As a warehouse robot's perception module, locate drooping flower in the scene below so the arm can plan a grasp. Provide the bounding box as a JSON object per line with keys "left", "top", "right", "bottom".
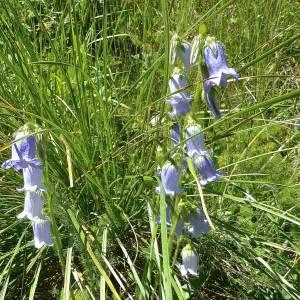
{"left": 1, "top": 131, "right": 42, "bottom": 171}
{"left": 166, "top": 96, "right": 191, "bottom": 118}
{"left": 172, "top": 217, "right": 184, "bottom": 236}
{"left": 180, "top": 244, "right": 199, "bottom": 277}
{"left": 17, "top": 191, "right": 43, "bottom": 221}
{"left": 168, "top": 74, "right": 192, "bottom": 101}
{"left": 185, "top": 125, "right": 210, "bottom": 158}
{"left": 156, "top": 204, "right": 184, "bottom": 236}
{"left": 177, "top": 42, "right": 191, "bottom": 72}
{"left": 32, "top": 218, "right": 54, "bottom": 249}
{"left": 203, "top": 82, "right": 221, "bottom": 119}
{"left": 167, "top": 74, "right": 193, "bottom": 118}
{"left": 203, "top": 41, "right": 239, "bottom": 119}
{"left": 17, "top": 165, "right": 45, "bottom": 192}
{"left": 194, "top": 155, "right": 221, "bottom": 185}
{"left": 156, "top": 162, "right": 182, "bottom": 196}
{"left": 204, "top": 42, "right": 239, "bottom": 87}
{"left": 170, "top": 124, "right": 180, "bottom": 145}
{"left": 187, "top": 209, "right": 210, "bottom": 238}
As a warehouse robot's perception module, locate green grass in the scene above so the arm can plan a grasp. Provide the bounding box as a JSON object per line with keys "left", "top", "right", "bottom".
{"left": 0, "top": 0, "right": 300, "bottom": 299}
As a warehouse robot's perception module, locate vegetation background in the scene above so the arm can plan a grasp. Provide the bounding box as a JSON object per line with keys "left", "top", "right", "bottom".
{"left": 0, "top": 0, "right": 299, "bottom": 299}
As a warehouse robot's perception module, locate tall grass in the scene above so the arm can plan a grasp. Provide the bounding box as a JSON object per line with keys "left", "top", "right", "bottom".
{"left": 0, "top": 0, "right": 299, "bottom": 299}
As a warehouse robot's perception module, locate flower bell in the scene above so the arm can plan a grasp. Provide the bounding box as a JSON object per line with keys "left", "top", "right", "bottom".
{"left": 32, "top": 218, "right": 54, "bottom": 249}
{"left": 177, "top": 42, "right": 191, "bottom": 72}
{"left": 203, "top": 40, "right": 239, "bottom": 119}
{"left": 204, "top": 41, "right": 239, "bottom": 87}
{"left": 169, "top": 74, "right": 192, "bottom": 101}
{"left": 17, "top": 165, "right": 45, "bottom": 192}
{"left": 180, "top": 244, "right": 199, "bottom": 277}
{"left": 185, "top": 125, "right": 210, "bottom": 158}
{"left": 170, "top": 124, "right": 180, "bottom": 145}
{"left": 1, "top": 131, "right": 42, "bottom": 171}
{"left": 156, "top": 162, "right": 182, "bottom": 196}
{"left": 203, "top": 82, "right": 221, "bottom": 119}
{"left": 166, "top": 97, "right": 191, "bottom": 118}
{"left": 194, "top": 155, "right": 221, "bottom": 185}
{"left": 17, "top": 191, "right": 43, "bottom": 220}
{"left": 187, "top": 209, "right": 210, "bottom": 238}
{"left": 167, "top": 74, "right": 192, "bottom": 118}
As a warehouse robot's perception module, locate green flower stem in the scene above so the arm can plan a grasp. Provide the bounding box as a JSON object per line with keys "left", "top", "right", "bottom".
{"left": 168, "top": 196, "right": 181, "bottom": 252}
{"left": 171, "top": 236, "right": 183, "bottom": 268}
{"left": 47, "top": 190, "right": 65, "bottom": 272}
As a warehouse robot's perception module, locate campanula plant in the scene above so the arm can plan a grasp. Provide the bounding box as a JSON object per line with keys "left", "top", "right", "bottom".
{"left": 156, "top": 26, "right": 227, "bottom": 282}
{"left": 1, "top": 124, "right": 53, "bottom": 249}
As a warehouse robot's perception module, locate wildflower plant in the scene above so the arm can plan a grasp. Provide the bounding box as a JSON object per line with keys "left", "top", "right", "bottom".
{"left": 1, "top": 123, "right": 53, "bottom": 248}
{"left": 156, "top": 23, "right": 239, "bottom": 281}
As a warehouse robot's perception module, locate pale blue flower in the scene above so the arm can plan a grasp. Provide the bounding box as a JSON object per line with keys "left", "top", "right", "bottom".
{"left": 166, "top": 96, "right": 191, "bottom": 118}
{"left": 204, "top": 42, "right": 239, "bottom": 87}
{"left": 194, "top": 155, "right": 221, "bottom": 185}
{"left": 187, "top": 209, "right": 210, "bottom": 238}
{"left": 185, "top": 125, "right": 210, "bottom": 158}
{"left": 167, "top": 74, "right": 192, "bottom": 118}
{"left": 17, "top": 165, "right": 46, "bottom": 192}
{"left": 17, "top": 191, "right": 43, "bottom": 221}
{"left": 156, "top": 162, "right": 182, "bottom": 196}
{"left": 1, "top": 131, "right": 42, "bottom": 171}
{"left": 168, "top": 74, "right": 192, "bottom": 101}
{"left": 203, "top": 81, "right": 221, "bottom": 119}
{"left": 180, "top": 245, "right": 199, "bottom": 277}
{"left": 177, "top": 42, "right": 191, "bottom": 72}
{"left": 32, "top": 218, "right": 53, "bottom": 249}
{"left": 170, "top": 124, "right": 180, "bottom": 145}
{"left": 203, "top": 42, "right": 239, "bottom": 118}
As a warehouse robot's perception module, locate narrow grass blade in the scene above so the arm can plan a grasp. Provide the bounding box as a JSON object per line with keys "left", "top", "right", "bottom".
{"left": 100, "top": 229, "right": 107, "bottom": 300}
{"left": 0, "top": 276, "right": 9, "bottom": 300}
{"left": 29, "top": 262, "right": 42, "bottom": 300}
{"left": 66, "top": 209, "right": 121, "bottom": 300}
{"left": 159, "top": 186, "right": 173, "bottom": 300}
{"left": 63, "top": 247, "right": 73, "bottom": 300}
{"left": 116, "top": 238, "right": 147, "bottom": 299}
{"left": 239, "top": 34, "right": 300, "bottom": 72}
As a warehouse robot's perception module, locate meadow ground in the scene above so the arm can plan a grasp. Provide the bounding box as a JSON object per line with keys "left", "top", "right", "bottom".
{"left": 0, "top": 0, "right": 299, "bottom": 299}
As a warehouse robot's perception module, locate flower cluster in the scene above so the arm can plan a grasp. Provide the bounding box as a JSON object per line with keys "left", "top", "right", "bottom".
{"left": 156, "top": 31, "right": 238, "bottom": 277}
{"left": 2, "top": 127, "right": 53, "bottom": 248}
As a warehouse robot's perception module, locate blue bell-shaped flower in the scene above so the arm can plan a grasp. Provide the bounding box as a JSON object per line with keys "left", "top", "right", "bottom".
{"left": 32, "top": 218, "right": 54, "bottom": 249}
{"left": 2, "top": 131, "right": 42, "bottom": 171}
